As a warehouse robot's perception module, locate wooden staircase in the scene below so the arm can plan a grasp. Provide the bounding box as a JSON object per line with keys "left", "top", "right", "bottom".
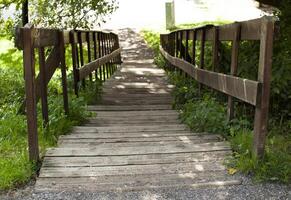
{"left": 35, "top": 60, "right": 241, "bottom": 191}
{"left": 35, "top": 29, "right": 241, "bottom": 192}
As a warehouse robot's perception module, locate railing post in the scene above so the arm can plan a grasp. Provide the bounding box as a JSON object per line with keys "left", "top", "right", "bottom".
{"left": 115, "top": 34, "right": 122, "bottom": 64}
{"left": 22, "top": 24, "right": 39, "bottom": 162}
{"left": 227, "top": 23, "right": 241, "bottom": 121}
{"left": 198, "top": 28, "right": 206, "bottom": 95}
{"left": 38, "top": 46, "right": 49, "bottom": 127}
{"left": 86, "top": 31, "right": 93, "bottom": 82}
{"left": 253, "top": 17, "right": 275, "bottom": 157}
{"left": 93, "top": 32, "right": 98, "bottom": 80}
{"left": 78, "top": 31, "right": 86, "bottom": 88}
{"left": 192, "top": 29, "right": 196, "bottom": 65}
{"left": 212, "top": 26, "right": 219, "bottom": 72}
{"left": 97, "top": 32, "right": 103, "bottom": 81}
{"left": 59, "top": 30, "right": 69, "bottom": 115}
{"left": 70, "top": 30, "right": 79, "bottom": 96}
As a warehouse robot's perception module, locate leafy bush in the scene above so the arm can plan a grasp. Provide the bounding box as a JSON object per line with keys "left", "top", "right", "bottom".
{"left": 181, "top": 95, "right": 228, "bottom": 135}
{"left": 0, "top": 39, "right": 101, "bottom": 189}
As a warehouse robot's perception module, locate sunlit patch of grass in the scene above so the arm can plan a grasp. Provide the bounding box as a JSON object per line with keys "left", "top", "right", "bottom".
{"left": 0, "top": 39, "right": 14, "bottom": 53}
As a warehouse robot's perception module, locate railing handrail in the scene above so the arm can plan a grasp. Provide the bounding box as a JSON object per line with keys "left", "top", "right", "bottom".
{"left": 160, "top": 16, "right": 277, "bottom": 157}
{"left": 16, "top": 23, "right": 122, "bottom": 162}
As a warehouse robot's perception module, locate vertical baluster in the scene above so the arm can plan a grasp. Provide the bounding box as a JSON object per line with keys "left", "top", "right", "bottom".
{"left": 86, "top": 32, "right": 92, "bottom": 82}
{"left": 227, "top": 23, "right": 241, "bottom": 121}
{"left": 101, "top": 33, "right": 108, "bottom": 81}
{"left": 59, "top": 30, "right": 69, "bottom": 115}
{"left": 70, "top": 31, "right": 79, "bottom": 96}
{"left": 198, "top": 28, "right": 206, "bottom": 94}
{"left": 212, "top": 27, "right": 219, "bottom": 72}
{"left": 78, "top": 32, "right": 85, "bottom": 87}
{"left": 38, "top": 47, "right": 49, "bottom": 127}
{"left": 192, "top": 29, "right": 196, "bottom": 65}
{"left": 93, "top": 32, "right": 98, "bottom": 80}
{"left": 97, "top": 32, "right": 103, "bottom": 82}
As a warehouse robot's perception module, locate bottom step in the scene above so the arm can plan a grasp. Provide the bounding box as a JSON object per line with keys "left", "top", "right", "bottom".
{"left": 35, "top": 173, "right": 241, "bottom": 192}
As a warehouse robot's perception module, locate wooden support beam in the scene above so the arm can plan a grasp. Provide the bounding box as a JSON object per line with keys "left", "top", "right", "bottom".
{"left": 38, "top": 47, "right": 49, "bottom": 126}
{"left": 97, "top": 32, "right": 103, "bottom": 81}
{"left": 22, "top": 24, "right": 39, "bottom": 162}
{"left": 78, "top": 32, "right": 86, "bottom": 88}
{"left": 70, "top": 31, "right": 79, "bottom": 96}
{"left": 86, "top": 32, "right": 93, "bottom": 81}
{"left": 227, "top": 23, "right": 241, "bottom": 121}
{"left": 59, "top": 30, "right": 69, "bottom": 115}
{"left": 253, "top": 17, "right": 275, "bottom": 157}
{"left": 212, "top": 27, "right": 219, "bottom": 72}
{"left": 192, "top": 30, "right": 196, "bottom": 65}
{"left": 93, "top": 32, "right": 98, "bottom": 80}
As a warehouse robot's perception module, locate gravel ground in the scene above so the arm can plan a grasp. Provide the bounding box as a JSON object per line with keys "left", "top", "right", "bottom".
{"left": 1, "top": 29, "right": 290, "bottom": 200}
{"left": 0, "top": 175, "right": 290, "bottom": 200}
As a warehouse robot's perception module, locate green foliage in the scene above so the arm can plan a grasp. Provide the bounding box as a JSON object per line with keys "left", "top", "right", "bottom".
{"left": 0, "top": 0, "right": 118, "bottom": 30}
{"left": 181, "top": 95, "right": 228, "bottom": 134}
{"left": 229, "top": 130, "right": 291, "bottom": 183}
{"left": 168, "top": 72, "right": 199, "bottom": 108}
{"left": 0, "top": 17, "right": 15, "bottom": 38}
{"left": 33, "top": 0, "right": 118, "bottom": 29}
{"left": 0, "top": 39, "right": 101, "bottom": 190}
{"left": 140, "top": 30, "right": 160, "bottom": 54}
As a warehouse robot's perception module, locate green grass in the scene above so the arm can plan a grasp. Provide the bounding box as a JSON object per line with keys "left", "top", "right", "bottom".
{"left": 141, "top": 26, "right": 291, "bottom": 184}
{"left": 0, "top": 37, "right": 103, "bottom": 190}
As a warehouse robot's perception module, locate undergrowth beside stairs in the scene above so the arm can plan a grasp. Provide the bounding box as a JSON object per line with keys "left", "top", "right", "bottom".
{"left": 0, "top": 39, "right": 103, "bottom": 190}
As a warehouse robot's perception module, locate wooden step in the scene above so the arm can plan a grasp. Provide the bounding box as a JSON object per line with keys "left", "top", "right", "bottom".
{"left": 39, "top": 161, "right": 228, "bottom": 178}
{"left": 59, "top": 132, "right": 223, "bottom": 143}
{"left": 87, "top": 105, "right": 173, "bottom": 111}
{"left": 43, "top": 150, "right": 230, "bottom": 168}
{"left": 35, "top": 174, "right": 241, "bottom": 192}
{"left": 92, "top": 110, "right": 179, "bottom": 117}
{"left": 45, "top": 142, "right": 231, "bottom": 157}
{"left": 72, "top": 124, "right": 189, "bottom": 133}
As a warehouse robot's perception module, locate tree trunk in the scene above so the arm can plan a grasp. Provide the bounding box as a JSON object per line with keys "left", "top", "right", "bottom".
{"left": 22, "top": 0, "right": 29, "bottom": 26}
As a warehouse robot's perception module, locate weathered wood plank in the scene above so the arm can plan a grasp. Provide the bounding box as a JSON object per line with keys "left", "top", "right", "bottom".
{"left": 253, "top": 17, "right": 275, "bottom": 157}
{"left": 43, "top": 150, "right": 229, "bottom": 168}
{"left": 35, "top": 174, "right": 241, "bottom": 192}
{"left": 90, "top": 111, "right": 179, "bottom": 121}
{"left": 72, "top": 124, "right": 189, "bottom": 132}
{"left": 79, "top": 48, "right": 121, "bottom": 80}
{"left": 92, "top": 110, "right": 179, "bottom": 117}
{"left": 46, "top": 141, "right": 230, "bottom": 157}
{"left": 22, "top": 24, "right": 39, "bottom": 161}
{"left": 58, "top": 134, "right": 222, "bottom": 144}
{"left": 87, "top": 105, "right": 173, "bottom": 111}
{"left": 63, "top": 132, "right": 197, "bottom": 139}
{"left": 160, "top": 46, "right": 260, "bottom": 105}
{"left": 58, "top": 137, "right": 223, "bottom": 148}
{"left": 175, "top": 17, "right": 262, "bottom": 41}
{"left": 39, "top": 161, "right": 227, "bottom": 178}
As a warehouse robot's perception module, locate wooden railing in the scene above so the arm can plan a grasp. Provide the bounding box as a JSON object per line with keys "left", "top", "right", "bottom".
{"left": 160, "top": 16, "right": 276, "bottom": 157}
{"left": 16, "top": 24, "right": 122, "bottom": 162}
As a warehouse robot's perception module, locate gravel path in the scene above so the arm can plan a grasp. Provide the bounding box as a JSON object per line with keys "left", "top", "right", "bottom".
{"left": 1, "top": 28, "right": 290, "bottom": 200}
{"left": 1, "top": 176, "right": 290, "bottom": 200}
